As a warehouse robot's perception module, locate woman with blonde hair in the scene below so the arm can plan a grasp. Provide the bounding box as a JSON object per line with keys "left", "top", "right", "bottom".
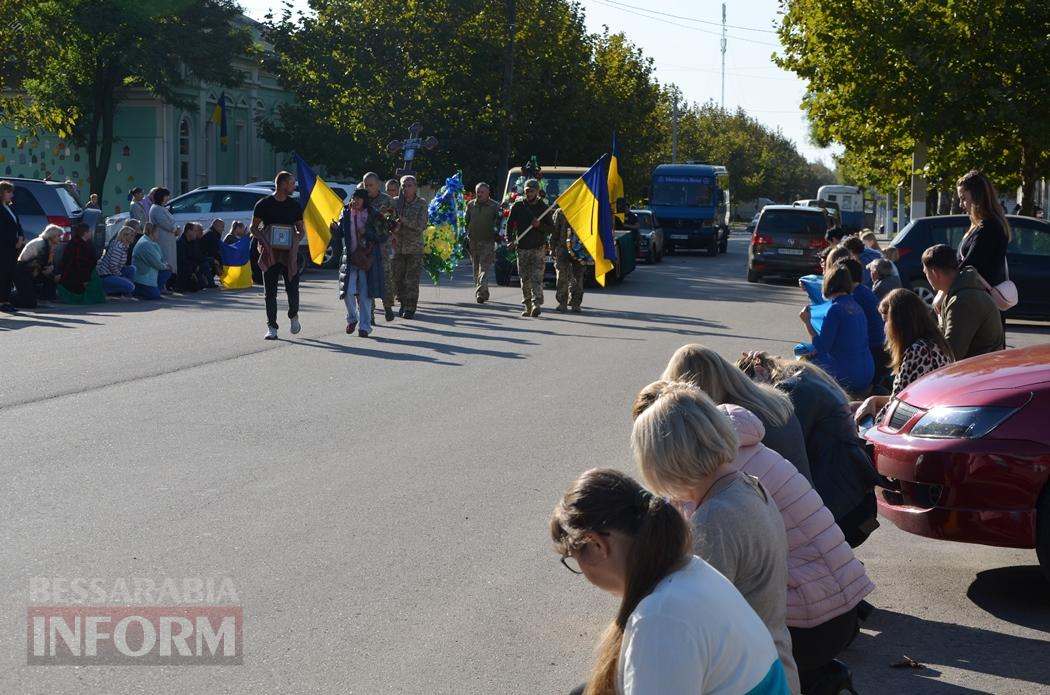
{"left": 96, "top": 225, "right": 138, "bottom": 299}
{"left": 633, "top": 381, "right": 872, "bottom": 695}
{"left": 661, "top": 344, "right": 811, "bottom": 481}
{"left": 736, "top": 352, "right": 881, "bottom": 547}
{"left": 552, "top": 467, "right": 788, "bottom": 695}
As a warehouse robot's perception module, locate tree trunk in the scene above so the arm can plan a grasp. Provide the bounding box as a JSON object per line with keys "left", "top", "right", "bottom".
{"left": 497, "top": 0, "right": 516, "bottom": 191}
{"left": 1020, "top": 140, "right": 1038, "bottom": 217}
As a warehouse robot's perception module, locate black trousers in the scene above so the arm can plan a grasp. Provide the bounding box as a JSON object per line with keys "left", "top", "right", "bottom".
{"left": 263, "top": 262, "right": 300, "bottom": 328}
{"left": 790, "top": 606, "right": 859, "bottom": 677}
{"left": 0, "top": 267, "right": 12, "bottom": 303}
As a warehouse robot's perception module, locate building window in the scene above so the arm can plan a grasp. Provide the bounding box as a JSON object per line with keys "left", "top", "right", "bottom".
{"left": 179, "top": 117, "right": 192, "bottom": 194}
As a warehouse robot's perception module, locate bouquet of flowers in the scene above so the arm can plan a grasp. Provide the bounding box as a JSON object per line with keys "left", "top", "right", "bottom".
{"left": 368, "top": 207, "right": 398, "bottom": 245}
{"left": 423, "top": 172, "right": 466, "bottom": 284}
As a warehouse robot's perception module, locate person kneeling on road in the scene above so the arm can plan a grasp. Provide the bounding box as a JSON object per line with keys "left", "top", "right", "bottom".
{"left": 551, "top": 207, "right": 586, "bottom": 314}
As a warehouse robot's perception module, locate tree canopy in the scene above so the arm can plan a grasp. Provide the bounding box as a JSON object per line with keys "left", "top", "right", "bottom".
{"left": 0, "top": 0, "right": 252, "bottom": 198}
{"left": 776, "top": 0, "right": 1050, "bottom": 212}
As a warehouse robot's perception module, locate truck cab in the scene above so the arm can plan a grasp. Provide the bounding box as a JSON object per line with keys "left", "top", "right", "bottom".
{"left": 649, "top": 163, "right": 730, "bottom": 256}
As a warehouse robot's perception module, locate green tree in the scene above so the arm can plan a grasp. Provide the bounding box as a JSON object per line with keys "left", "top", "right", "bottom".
{"left": 0, "top": 0, "right": 252, "bottom": 199}
{"left": 777, "top": 0, "right": 1050, "bottom": 213}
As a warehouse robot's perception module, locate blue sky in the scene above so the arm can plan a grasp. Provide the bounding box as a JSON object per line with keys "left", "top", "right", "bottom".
{"left": 238, "top": 0, "right": 836, "bottom": 164}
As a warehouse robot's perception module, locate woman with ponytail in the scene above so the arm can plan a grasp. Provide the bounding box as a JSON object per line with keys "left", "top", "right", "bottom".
{"left": 552, "top": 468, "right": 788, "bottom": 695}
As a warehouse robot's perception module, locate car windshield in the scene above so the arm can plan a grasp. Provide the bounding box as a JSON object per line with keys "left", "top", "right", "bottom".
{"left": 635, "top": 212, "right": 653, "bottom": 229}
{"left": 505, "top": 173, "right": 581, "bottom": 203}
{"left": 651, "top": 175, "right": 714, "bottom": 207}
{"left": 759, "top": 210, "right": 826, "bottom": 236}
{"left": 53, "top": 185, "right": 83, "bottom": 215}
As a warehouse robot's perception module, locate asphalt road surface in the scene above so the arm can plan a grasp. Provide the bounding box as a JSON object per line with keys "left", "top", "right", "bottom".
{"left": 3, "top": 236, "right": 1049, "bottom": 694}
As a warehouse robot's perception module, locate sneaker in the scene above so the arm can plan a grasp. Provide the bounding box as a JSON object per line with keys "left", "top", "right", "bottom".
{"left": 570, "top": 305, "right": 582, "bottom": 313}
{"left": 530, "top": 305, "right": 541, "bottom": 317}
{"left": 290, "top": 317, "right": 302, "bottom": 335}
{"left": 346, "top": 321, "right": 357, "bottom": 334}
{"left": 264, "top": 326, "right": 278, "bottom": 340}
{"left": 555, "top": 303, "right": 568, "bottom": 313}
{"left": 358, "top": 329, "right": 370, "bottom": 338}
{"left": 1, "top": 303, "right": 19, "bottom": 313}
{"left": 521, "top": 305, "right": 532, "bottom": 317}
{"left": 476, "top": 296, "right": 486, "bottom": 304}
{"left": 385, "top": 308, "right": 395, "bottom": 322}
{"left": 403, "top": 309, "right": 415, "bottom": 319}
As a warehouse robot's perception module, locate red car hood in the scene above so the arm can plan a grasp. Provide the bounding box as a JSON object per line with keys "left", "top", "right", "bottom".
{"left": 897, "top": 344, "right": 1050, "bottom": 408}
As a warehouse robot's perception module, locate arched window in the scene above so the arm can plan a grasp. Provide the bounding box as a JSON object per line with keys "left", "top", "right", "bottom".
{"left": 178, "top": 117, "right": 192, "bottom": 194}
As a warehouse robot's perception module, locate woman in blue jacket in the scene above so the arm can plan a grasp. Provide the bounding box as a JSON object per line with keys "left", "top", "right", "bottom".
{"left": 131, "top": 223, "right": 173, "bottom": 300}
{"left": 800, "top": 263, "right": 873, "bottom": 397}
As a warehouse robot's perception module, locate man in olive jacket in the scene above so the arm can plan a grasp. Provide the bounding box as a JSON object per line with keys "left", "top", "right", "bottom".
{"left": 464, "top": 182, "right": 501, "bottom": 304}
{"left": 506, "top": 178, "right": 553, "bottom": 317}
{"left": 922, "top": 244, "right": 1005, "bottom": 359}
{"left": 391, "top": 175, "right": 429, "bottom": 319}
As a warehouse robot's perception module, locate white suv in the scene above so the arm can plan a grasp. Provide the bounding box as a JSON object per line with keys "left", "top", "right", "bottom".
{"left": 105, "top": 185, "right": 273, "bottom": 242}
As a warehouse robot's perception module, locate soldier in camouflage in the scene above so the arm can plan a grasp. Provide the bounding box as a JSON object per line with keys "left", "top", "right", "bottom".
{"left": 551, "top": 206, "right": 586, "bottom": 313}
{"left": 464, "top": 182, "right": 501, "bottom": 304}
{"left": 361, "top": 172, "right": 396, "bottom": 321}
{"left": 506, "top": 178, "right": 553, "bottom": 317}
{"left": 391, "top": 175, "right": 429, "bottom": 319}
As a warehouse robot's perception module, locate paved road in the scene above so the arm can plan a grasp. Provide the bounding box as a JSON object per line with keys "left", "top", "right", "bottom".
{"left": 2, "top": 237, "right": 1048, "bottom": 694}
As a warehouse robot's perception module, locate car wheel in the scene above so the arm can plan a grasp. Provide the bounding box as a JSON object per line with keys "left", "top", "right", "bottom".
{"left": 495, "top": 269, "right": 512, "bottom": 286}
{"left": 707, "top": 239, "right": 719, "bottom": 256}
{"left": 647, "top": 246, "right": 657, "bottom": 264}
{"left": 747, "top": 268, "right": 761, "bottom": 283}
{"left": 297, "top": 249, "right": 311, "bottom": 274}
{"left": 321, "top": 239, "right": 342, "bottom": 269}
{"left": 655, "top": 246, "right": 663, "bottom": 263}
{"left": 1037, "top": 484, "right": 1050, "bottom": 583}
{"left": 665, "top": 243, "right": 675, "bottom": 255}
{"left": 912, "top": 280, "right": 936, "bottom": 307}
{"left": 719, "top": 232, "right": 729, "bottom": 254}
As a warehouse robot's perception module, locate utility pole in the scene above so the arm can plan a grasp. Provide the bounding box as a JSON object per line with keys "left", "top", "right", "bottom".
{"left": 720, "top": 3, "right": 727, "bottom": 109}
{"left": 498, "top": 0, "right": 516, "bottom": 187}
{"left": 671, "top": 86, "right": 679, "bottom": 164}
{"left": 910, "top": 141, "right": 928, "bottom": 221}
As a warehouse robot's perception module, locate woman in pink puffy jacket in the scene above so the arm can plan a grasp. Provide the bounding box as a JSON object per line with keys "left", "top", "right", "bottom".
{"left": 633, "top": 380, "right": 873, "bottom": 695}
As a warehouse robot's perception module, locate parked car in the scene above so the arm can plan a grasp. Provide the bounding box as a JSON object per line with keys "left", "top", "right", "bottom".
{"left": 746, "top": 205, "right": 830, "bottom": 282}
{"left": 633, "top": 208, "right": 664, "bottom": 263}
{"left": 864, "top": 344, "right": 1050, "bottom": 580}
{"left": 890, "top": 214, "right": 1050, "bottom": 321}
{"left": 8, "top": 178, "right": 102, "bottom": 260}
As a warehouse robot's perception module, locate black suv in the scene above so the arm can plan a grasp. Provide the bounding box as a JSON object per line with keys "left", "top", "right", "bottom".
{"left": 891, "top": 214, "right": 1050, "bottom": 321}
{"left": 747, "top": 205, "right": 829, "bottom": 282}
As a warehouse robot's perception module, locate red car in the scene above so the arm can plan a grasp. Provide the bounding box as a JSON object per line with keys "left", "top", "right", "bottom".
{"left": 865, "top": 344, "right": 1050, "bottom": 578}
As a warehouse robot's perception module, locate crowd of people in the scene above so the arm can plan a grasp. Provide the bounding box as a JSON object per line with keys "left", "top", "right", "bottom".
{"left": 551, "top": 169, "right": 1016, "bottom": 695}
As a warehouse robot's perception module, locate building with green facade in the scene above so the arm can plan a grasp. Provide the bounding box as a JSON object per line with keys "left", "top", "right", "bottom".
{"left": 0, "top": 16, "right": 293, "bottom": 215}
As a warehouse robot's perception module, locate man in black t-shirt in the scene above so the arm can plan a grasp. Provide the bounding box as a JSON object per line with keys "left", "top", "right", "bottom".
{"left": 251, "top": 171, "right": 306, "bottom": 340}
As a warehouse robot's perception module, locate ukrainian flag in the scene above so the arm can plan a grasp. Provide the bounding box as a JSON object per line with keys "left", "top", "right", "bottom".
{"left": 294, "top": 154, "right": 339, "bottom": 265}
{"left": 608, "top": 132, "right": 625, "bottom": 224}
{"left": 557, "top": 154, "right": 618, "bottom": 286}
{"left": 210, "top": 92, "right": 228, "bottom": 150}
{"left": 219, "top": 235, "right": 253, "bottom": 289}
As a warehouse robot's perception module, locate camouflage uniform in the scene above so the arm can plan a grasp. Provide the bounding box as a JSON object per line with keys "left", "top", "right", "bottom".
{"left": 465, "top": 197, "right": 501, "bottom": 302}
{"left": 507, "top": 196, "right": 552, "bottom": 312}
{"left": 391, "top": 194, "right": 429, "bottom": 314}
{"left": 367, "top": 191, "right": 395, "bottom": 311}
{"left": 551, "top": 208, "right": 585, "bottom": 310}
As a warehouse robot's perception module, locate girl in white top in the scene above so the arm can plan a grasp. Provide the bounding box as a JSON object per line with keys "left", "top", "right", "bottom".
{"left": 552, "top": 468, "right": 789, "bottom": 695}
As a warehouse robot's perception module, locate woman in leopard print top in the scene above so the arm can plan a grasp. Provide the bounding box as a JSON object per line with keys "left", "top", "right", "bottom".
{"left": 855, "top": 288, "right": 954, "bottom": 422}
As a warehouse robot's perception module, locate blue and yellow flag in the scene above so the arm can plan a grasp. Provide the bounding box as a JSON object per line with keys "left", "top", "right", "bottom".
{"left": 210, "top": 92, "right": 228, "bottom": 150}
{"left": 219, "top": 235, "right": 253, "bottom": 289}
{"left": 558, "top": 154, "right": 618, "bottom": 286}
{"left": 608, "top": 132, "right": 625, "bottom": 224}
{"left": 294, "top": 154, "right": 339, "bottom": 265}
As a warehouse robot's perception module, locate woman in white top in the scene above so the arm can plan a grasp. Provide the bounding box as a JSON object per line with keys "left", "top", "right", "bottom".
{"left": 552, "top": 468, "right": 788, "bottom": 695}
{"left": 147, "top": 186, "right": 178, "bottom": 277}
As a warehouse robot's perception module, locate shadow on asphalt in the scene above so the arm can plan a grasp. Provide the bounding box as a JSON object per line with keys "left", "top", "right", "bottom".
{"left": 966, "top": 565, "right": 1050, "bottom": 632}
{"left": 852, "top": 602, "right": 1050, "bottom": 691}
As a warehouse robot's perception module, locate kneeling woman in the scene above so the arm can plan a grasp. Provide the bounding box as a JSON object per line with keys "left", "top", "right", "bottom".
{"left": 800, "top": 263, "right": 873, "bottom": 397}
{"left": 552, "top": 468, "right": 789, "bottom": 695}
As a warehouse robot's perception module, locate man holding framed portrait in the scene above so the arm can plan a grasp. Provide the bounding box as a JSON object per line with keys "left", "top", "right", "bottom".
{"left": 251, "top": 171, "right": 306, "bottom": 340}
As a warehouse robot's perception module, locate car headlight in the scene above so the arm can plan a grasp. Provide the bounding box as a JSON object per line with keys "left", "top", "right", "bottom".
{"left": 908, "top": 406, "right": 1017, "bottom": 439}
